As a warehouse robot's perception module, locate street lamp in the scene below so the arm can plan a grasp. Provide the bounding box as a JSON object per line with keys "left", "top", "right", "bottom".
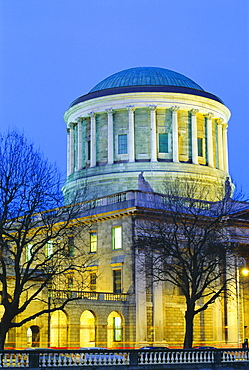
{"left": 241, "top": 268, "right": 249, "bottom": 277}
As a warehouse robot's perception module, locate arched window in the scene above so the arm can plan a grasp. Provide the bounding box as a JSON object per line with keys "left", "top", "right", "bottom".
{"left": 27, "top": 325, "right": 40, "bottom": 347}
{"left": 107, "top": 311, "right": 123, "bottom": 348}
{"left": 50, "top": 311, "right": 68, "bottom": 348}
{"left": 80, "top": 310, "right": 96, "bottom": 348}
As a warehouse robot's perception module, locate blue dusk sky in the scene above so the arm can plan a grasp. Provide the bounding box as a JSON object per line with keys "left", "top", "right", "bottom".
{"left": 1, "top": 0, "right": 249, "bottom": 195}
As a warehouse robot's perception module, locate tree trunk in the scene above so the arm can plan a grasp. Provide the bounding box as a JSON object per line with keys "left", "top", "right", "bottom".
{"left": 0, "top": 322, "right": 9, "bottom": 350}
{"left": 184, "top": 309, "right": 195, "bottom": 348}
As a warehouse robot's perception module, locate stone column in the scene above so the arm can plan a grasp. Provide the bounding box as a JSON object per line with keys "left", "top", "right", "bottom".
{"left": 190, "top": 109, "right": 199, "bottom": 164}
{"left": 222, "top": 123, "right": 229, "bottom": 173}
{"left": 77, "top": 117, "right": 83, "bottom": 170}
{"left": 67, "top": 128, "right": 70, "bottom": 176}
{"left": 217, "top": 119, "right": 224, "bottom": 170}
{"left": 171, "top": 106, "right": 180, "bottom": 162}
{"left": 205, "top": 113, "right": 214, "bottom": 167}
{"left": 127, "top": 106, "right": 135, "bottom": 162}
{"left": 69, "top": 122, "right": 75, "bottom": 174}
{"left": 106, "top": 109, "right": 114, "bottom": 164}
{"left": 89, "top": 112, "right": 96, "bottom": 167}
{"left": 149, "top": 105, "right": 157, "bottom": 162}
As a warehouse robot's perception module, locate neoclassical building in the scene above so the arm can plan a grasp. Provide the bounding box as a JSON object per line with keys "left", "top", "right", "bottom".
{"left": 8, "top": 67, "right": 249, "bottom": 350}
{"left": 63, "top": 67, "right": 231, "bottom": 201}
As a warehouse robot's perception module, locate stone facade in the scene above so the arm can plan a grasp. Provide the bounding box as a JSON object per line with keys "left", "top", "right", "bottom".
{"left": 5, "top": 68, "right": 249, "bottom": 350}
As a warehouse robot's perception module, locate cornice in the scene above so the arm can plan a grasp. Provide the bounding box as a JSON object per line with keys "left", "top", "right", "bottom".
{"left": 64, "top": 91, "right": 231, "bottom": 124}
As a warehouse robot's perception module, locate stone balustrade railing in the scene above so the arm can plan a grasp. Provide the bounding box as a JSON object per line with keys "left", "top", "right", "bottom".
{"left": 51, "top": 290, "right": 129, "bottom": 302}
{"left": 0, "top": 348, "right": 248, "bottom": 368}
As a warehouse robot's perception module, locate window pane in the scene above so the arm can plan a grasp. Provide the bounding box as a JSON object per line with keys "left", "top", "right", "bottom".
{"left": 90, "top": 273, "right": 97, "bottom": 291}
{"left": 67, "top": 236, "right": 74, "bottom": 256}
{"left": 118, "top": 134, "right": 127, "bottom": 154}
{"left": 159, "top": 133, "right": 168, "bottom": 153}
{"left": 198, "top": 138, "right": 203, "bottom": 156}
{"left": 112, "top": 226, "right": 122, "bottom": 250}
{"left": 67, "top": 275, "right": 73, "bottom": 289}
{"left": 26, "top": 244, "right": 33, "bottom": 261}
{"left": 87, "top": 141, "right": 91, "bottom": 160}
{"left": 46, "top": 241, "right": 53, "bottom": 258}
{"left": 113, "top": 317, "right": 122, "bottom": 342}
{"left": 90, "top": 232, "right": 97, "bottom": 253}
{"left": 113, "top": 270, "right": 121, "bottom": 293}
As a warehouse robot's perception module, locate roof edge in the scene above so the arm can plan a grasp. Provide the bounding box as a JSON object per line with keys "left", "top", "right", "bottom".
{"left": 69, "top": 85, "right": 224, "bottom": 108}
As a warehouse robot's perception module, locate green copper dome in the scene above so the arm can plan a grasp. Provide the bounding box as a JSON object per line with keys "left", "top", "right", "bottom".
{"left": 89, "top": 67, "right": 204, "bottom": 92}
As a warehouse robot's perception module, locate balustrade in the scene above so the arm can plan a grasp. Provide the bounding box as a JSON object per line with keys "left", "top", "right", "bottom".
{"left": 0, "top": 348, "right": 248, "bottom": 368}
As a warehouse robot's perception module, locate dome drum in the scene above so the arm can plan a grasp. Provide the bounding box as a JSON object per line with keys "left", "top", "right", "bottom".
{"left": 63, "top": 67, "right": 231, "bottom": 202}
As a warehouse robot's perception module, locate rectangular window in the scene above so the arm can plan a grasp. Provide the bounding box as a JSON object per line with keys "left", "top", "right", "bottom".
{"left": 26, "top": 244, "right": 33, "bottom": 262}
{"left": 112, "top": 226, "right": 122, "bottom": 250}
{"left": 113, "top": 269, "right": 122, "bottom": 293}
{"left": 159, "top": 133, "right": 168, "bottom": 153}
{"left": 90, "top": 272, "right": 97, "bottom": 291}
{"left": 67, "top": 236, "right": 74, "bottom": 257}
{"left": 198, "top": 138, "right": 203, "bottom": 157}
{"left": 118, "top": 134, "right": 127, "bottom": 155}
{"left": 113, "top": 317, "right": 122, "bottom": 342}
{"left": 46, "top": 240, "right": 53, "bottom": 258}
{"left": 67, "top": 275, "right": 74, "bottom": 289}
{"left": 90, "top": 232, "right": 97, "bottom": 253}
{"left": 87, "top": 141, "right": 91, "bottom": 160}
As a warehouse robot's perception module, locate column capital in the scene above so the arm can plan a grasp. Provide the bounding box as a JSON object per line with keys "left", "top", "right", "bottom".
{"left": 126, "top": 105, "right": 135, "bottom": 112}
{"left": 89, "top": 112, "right": 96, "bottom": 118}
{"left": 148, "top": 105, "right": 157, "bottom": 111}
{"left": 216, "top": 118, "right": 224, "bottom": 125}
{"left": 204, "top": 113, "right": 214, "bottom": 119}
{"left": 222, "top": 122, "right": 228, "bottom": 129}
{"left": 69, "top": 122, "right": 76, "bottom": 129}
{"left": 76, "top": 117, "right": 83, "bottom": 123}
{"left": 106, "top": 108, "right": 114, "bottom": 115}
{"left": 171, "top": 105, "right": 180, "bottom": 112}
{"left": 190, "top": 109, "right": 199, "bottom": 115}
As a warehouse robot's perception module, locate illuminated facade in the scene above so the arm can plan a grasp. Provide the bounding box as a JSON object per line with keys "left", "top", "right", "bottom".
{"left": 6, "top": 67, "right": 249, "bottom": 350}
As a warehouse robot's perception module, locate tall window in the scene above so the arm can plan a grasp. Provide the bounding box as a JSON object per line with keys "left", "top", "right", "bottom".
{"left": 112, "top": 226, "right": 122, "bottom": 250}
{"left": 46, "top": 240, "right": 53, "bottom": 258}
{"left": 113, "top": 317, "right": 122, "bottom": 342}
{"left": 26, "top": 244, "right": 33, "bottom": 262}
{"left": 113, "top": 269, "right": 121, "bottom": 293}
{"left": 118, "top": 134, "right": 127, "bottom": 155}
{"left": 90, "top": 272, "right": 97, "bottom": 291}
{"left": 90, "top": 232, "right": 97, "bottom": 253}
{"left": 67, "top": 275, "right": 74, "bottom": 290}
{"left": 67, "top": 236, "right": 74, "bottom": 257}
{"left": 87, "top": 141, "right": 91, "bottom": 160}
{"left": 159, "top": 133, "right": 168, "bottom": 153}
{"left": 198, "top": 138, "right": 203, "bottom": 156}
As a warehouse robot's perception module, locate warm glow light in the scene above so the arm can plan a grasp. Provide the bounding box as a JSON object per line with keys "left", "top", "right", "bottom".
{"left": 241, "top": 268, "right": 249, "bottom": 277}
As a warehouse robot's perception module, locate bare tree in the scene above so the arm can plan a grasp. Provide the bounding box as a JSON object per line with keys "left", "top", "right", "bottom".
{"left": 0, "top": 131, "right": 92, "bottom": 349}
{"left": 135, "top": 177, "right": 243, "bottom": 348}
